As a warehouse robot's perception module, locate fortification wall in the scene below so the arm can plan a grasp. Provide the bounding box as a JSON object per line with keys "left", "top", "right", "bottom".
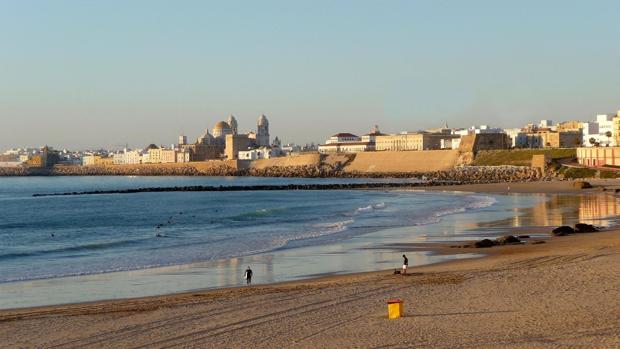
{"left": 344, "top": 150, "right": 459, "bottom": 173}
{"left": 249, "top": 153, "right": 321, "bottom": 170}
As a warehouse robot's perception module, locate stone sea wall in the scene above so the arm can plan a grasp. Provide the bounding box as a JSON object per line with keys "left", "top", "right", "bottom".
{"left": 0, "top": 151, "right": 544, "bottom": 183}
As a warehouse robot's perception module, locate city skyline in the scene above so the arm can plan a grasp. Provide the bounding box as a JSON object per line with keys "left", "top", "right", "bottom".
{"left": 2, "top": 1, "right": 620, "bottom": 150}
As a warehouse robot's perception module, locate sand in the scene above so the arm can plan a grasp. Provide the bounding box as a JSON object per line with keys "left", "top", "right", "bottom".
{"left": 1, "top": 229, "right": 619, "bottom": 348}
{"left": 422, "top": 179, "right": 608, "bottom": 194}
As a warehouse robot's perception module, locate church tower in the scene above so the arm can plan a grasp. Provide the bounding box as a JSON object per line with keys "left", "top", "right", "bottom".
{"left": 257, "top": 114, "right": 270, "bottom": 147}
{"left": 227, "top": 114, "right": 238, "bottom": 135}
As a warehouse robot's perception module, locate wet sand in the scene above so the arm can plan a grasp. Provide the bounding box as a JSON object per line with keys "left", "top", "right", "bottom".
{"left": 422, "top": 179, "right": 598, "bottom": 193}
{"left": 1, "top": 180, "right": 619, "bottom": 348}
{"left": 2, "top": 228, "right": 619, "bottom": 348}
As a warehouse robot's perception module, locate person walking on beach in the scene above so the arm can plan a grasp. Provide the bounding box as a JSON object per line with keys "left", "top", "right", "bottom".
{"left": 244, "top": 266, "right": 253, "bottom": 285}
{"left": 402, "top": 254, "right": 408, "bottom": 274}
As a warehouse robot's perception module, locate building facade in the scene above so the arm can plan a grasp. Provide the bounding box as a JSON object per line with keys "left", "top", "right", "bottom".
{"left": 577, "top": 147, "right": 620, "bottom": 167}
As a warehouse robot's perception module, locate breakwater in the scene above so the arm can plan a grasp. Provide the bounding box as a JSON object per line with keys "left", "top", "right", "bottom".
{"left": 32, "top": 182, "right": 440, "bottom": 197}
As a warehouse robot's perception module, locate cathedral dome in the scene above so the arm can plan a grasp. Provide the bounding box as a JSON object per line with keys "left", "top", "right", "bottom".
{"left": 214, "top": 121, "right": 231, "bottom": 130}
{"left": 213, "top": 121, "right": 232, "bottom": 138}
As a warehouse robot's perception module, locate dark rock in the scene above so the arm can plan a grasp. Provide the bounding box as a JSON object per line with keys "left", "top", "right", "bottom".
{"left": 572, "top": 181, "right": 592, "bottom": 189}
{"left": 574, "top": 223, "right": 598, "bottom": 233}
{"left": 517, "top": 235, "right": 530, "bottom": 239}
{"left": 532, "top": 240, "right": 546, "bottom": 244}
{"left": 474, "top": 239, "right": 495, "bottom": 248}
{"left": 551, "top": 226, "right": 574, "bottom": 236}
{"left": 495, "top": 235, "right": 521, "bottom": 244}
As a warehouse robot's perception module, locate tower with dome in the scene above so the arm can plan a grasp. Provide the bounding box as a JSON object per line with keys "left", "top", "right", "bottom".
{"left": 257, "top": 114, "right": 270, "bottom": 147}
{"left": 178, "top": 114, "right": 277, "bottom": 161}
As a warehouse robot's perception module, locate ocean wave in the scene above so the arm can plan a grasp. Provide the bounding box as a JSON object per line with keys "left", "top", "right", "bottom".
{"left": 0, "top": 238, "right": 147, "bottom": 261}
{"left": 410, "top": 194, "right": 497, "bottom": 226}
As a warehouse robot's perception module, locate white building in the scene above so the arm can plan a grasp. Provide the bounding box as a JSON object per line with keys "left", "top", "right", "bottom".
{"left": 325, "top": 133, "right": 361, "bottom": 144}
{"left": 176, "top": 149, "right": 191, "bottom": 163}
{"left": 113, "top": 149, "right": 143, "bottom": 165}
{"left": 318, "top": 130, "right": 376, "bottom": 154}
{"left": 539, "top": 119, "right": 554, "bottom": 128}
{"left": 503, "top": 128, "right": 529, "bottom": 148}
{"left": 281, "top": 143, "right": 301, "bottom": 154}
{"left": 453, "top": 125, "right": 504, "bottom": 136}
{"left": 238, "top": 147, "right": 280, "bottom": 160}
{"left": 581, "top": 114, "right": 615, "bottom": 147}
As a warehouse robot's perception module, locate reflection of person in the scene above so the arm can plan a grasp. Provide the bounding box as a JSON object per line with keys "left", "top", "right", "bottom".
{"left": 402, "top": 254, "right": 408, "bottom": 274}
{"left": 244, "top": 266, "right": 253, "bottom": 285}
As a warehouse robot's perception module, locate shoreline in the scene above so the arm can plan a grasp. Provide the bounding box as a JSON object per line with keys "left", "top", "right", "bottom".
{"left": 1, "top": 181, "right": 617, "bottom": 310}
{"left": 2, "top": 228, "right": 618, "bottom": 348}
{"left": 0, "top": 227, "right": 566, "bottom": 315}
{"left": 2, "top": 183, "right": 619, "bottom": 347}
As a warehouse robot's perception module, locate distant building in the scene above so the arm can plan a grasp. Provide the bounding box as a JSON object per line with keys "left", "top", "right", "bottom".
{"left": 82, "top": 154, "right": 113, "bottom": 166}
{"left": 503, "top": 128, "right": 529, "bottom": 148}
{"left": 577, "top": 146, "right": 620, "bottom": 167}
{"left": 579, "top": 112, "right": 618, "bottom": 147}
{"left": 325, "top": 133, "right": 361, "bottom": 144}
{"left": 145, "top": 146, "right": 177, "bottom": 164}
{"left": 536, "top": 130, "right": 582, "bottom": 148}
{"left": 178, "top": 135, "right": 188, "bottom": 146}
{"left": 257, "top": 114, "right": 270, "bottom": 147}
{"left": 238, "top": 147, "right": 281, "bottom": 160}
{"left": 281, "top": 144, "right": 301, "bottom": 154}
{"left": 458, "top": 133, "right": 511, "bottom": 152}
{"left": 176, "top": 149, "right": 191, "bottom": 163}
{"left": 318, "top": 127, "right": 377, "bottom": 153}
{"left": 0, "top": 154, "right": 22, "bottom": 168}
{"left": 374, "top": 132, "right": 459, "bottom": 151}
{"left": 225, "top": 134, "right": 252, "bottom": 160}
{"left": 539, "top": 120, "right": 554, "bottom": 128}
{"left": 361, "top": 125, "right": 385, "bottom": 143}
{"left": 212, "top": 121, "right": 233, "bottom": 141}
{"left": 179, "top": 114, "right": 272, "bottom": 161}
{"left": 112, "top": 149, "right": 141, "bottom": 165}
{"left": 227, "top": 114, "right": 238, "bottom": 135}
{"left": 613, "top": 111, "right": 620, "bottom": 146}
{"left": 453, "top": 125, "right": 504, "bottom": 136}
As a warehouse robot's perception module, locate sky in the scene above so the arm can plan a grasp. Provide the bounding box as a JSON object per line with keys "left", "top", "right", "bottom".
{"left": 1, "top": 0, "right": 620, "bottom": 150}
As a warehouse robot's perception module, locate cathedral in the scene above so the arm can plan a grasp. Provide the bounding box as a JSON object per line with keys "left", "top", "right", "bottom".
{"left": 180, "top": 114, "right": 272, "bottom": 161}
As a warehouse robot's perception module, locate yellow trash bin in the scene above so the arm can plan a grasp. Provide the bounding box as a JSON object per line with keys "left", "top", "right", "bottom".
{"left": 387, "top": 299, "right": 404, "bottom": 319}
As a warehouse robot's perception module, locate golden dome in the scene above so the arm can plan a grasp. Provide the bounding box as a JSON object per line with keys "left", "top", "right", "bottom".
{"left": 214, "top": 121, "right": 231, "bottom": 130}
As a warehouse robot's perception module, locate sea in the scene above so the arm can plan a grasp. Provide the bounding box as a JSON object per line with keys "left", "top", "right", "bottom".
{"left": 1, "top": 176, "right": 618, "bottom": 309}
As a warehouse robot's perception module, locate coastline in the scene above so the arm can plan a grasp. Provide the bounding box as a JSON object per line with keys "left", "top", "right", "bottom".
{"left": 2, "top": 180, "right": 620, "bottom": 348}
{"left": 2, "top": 226, "right": 618, "bottom": 348}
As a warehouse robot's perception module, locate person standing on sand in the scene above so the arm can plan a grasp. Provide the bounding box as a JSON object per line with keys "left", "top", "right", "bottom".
{"left": 402, "top": 254, "right": 408, "bottom": 274}
{"left": 244, "top": 266, "right": 253, "bottom": 285}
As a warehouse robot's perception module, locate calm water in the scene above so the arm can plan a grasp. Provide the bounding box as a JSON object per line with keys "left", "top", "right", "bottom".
{"left": 1, "top": 176, "right": 619, "bottom": 309}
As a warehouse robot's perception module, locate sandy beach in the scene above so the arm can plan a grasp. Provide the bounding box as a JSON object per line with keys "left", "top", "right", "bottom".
{"left": 1, "top": 181, "right": 619, "bottom": 348}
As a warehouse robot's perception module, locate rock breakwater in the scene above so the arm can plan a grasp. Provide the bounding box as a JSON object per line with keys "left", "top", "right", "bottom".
{"left": 1, "top": 163, "right": 544, "bottom": 183}
{"left": 32, "top": 182, "right": 435, "bottom": 197}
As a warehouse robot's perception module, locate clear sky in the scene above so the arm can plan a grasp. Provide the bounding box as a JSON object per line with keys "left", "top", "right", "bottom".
{"left": 1, "top": 0, "right": 620, "bottom": 150}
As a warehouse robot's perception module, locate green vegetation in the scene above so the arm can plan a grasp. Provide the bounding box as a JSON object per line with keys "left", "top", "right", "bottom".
{"left": 557, "top": 166, "right": 597, "bottom": 179}
{"left": 472, "top": 148, "right": 576, "bottom": 166}
{"left": 599, "top": 170, "right": 620, "bottom": 179}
